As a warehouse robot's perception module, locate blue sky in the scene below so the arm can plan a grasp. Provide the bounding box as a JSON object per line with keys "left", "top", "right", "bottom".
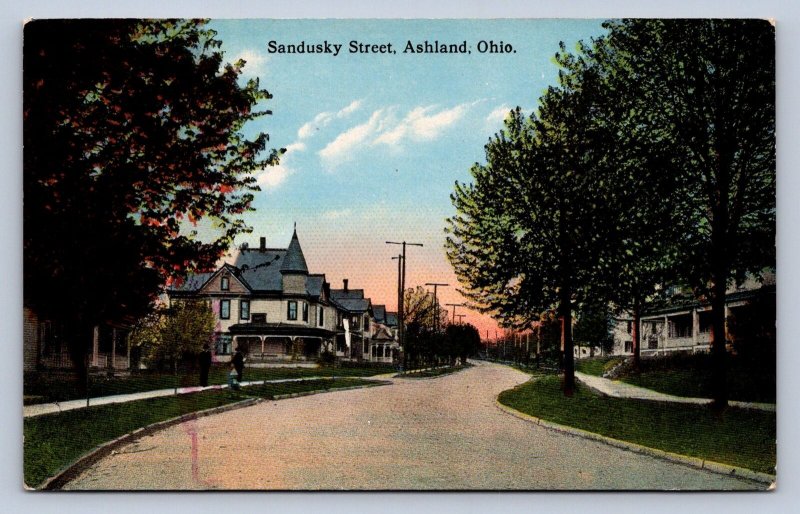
{"left": 208, "top": 19, "right": 607, "bottom": 333}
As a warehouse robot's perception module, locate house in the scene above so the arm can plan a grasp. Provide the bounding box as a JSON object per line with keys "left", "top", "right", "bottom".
{"left": 612, "top": 272, "right": 776, "bottom": 357}
{"left": 23, "top": 306, "right": 133, "bottom": 372}
{"left": 360, "top": 303, "right": 400, "bottom": 363}
{"left": 167, "top": 229, "right": 339, "bottom": 362}
{"left": 329, "top": 280, "right": 386, "bottom": 362}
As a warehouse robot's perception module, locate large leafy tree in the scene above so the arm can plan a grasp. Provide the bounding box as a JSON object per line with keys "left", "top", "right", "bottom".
{"left": 447, "top": 70, "right": 614, "bottom": 395}
{"left": 24, "top": 19, "right": 278, "bottom": 377}
{"left": 595, "top": 20, "right": 775, "bottom": 407}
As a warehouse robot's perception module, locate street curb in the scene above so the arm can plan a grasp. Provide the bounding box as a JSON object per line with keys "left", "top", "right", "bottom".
{"left": 271, "top": 380, "right": 390, "bottom": 400}
{"left": 494, "top": 399, "right": 776, "bottom": 488}
{"left": 393, "top": 365, "right": 473, "bottom": 381}
{"left": 36, "top": 397, "right": 263, "bottom": 491}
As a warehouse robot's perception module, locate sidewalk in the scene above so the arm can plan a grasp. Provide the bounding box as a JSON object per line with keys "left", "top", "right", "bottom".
{"left": 575, "top": 372, "right": 775, "bottom": 412}
{"left": 23, "top": 376, "right": 349, "bottom": 418}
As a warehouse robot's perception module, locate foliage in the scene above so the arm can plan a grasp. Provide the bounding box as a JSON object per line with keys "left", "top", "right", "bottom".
{"left": 573, "top": 301, "right": 615, "bottom": 355}
{"left": 594, "top": 20, "right": 775, "bottom": 406}
{"left": 24, "top": 19, "right": 278, "bottom": 375}
{"left": 444, "top": 323, "right": 482, "bottom": 364}
{"left": 403, "top": 285, "right": 449, "bottom": 330}
{"left": 499, "top": 375, "right": 775, "bottom": 475}
{"left": 130, "top": 300, "right": 215, "bottom": 368}
{"left": 446, "top": 20, "right": 775, "bottom": 402}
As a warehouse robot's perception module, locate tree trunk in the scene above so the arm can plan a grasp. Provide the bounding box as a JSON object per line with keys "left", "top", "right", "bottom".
{"left": 710, "top": 270, "right": 729, "bottom": 410}
{"left": 561, "top": 289, "right": 575, "bottom": 396}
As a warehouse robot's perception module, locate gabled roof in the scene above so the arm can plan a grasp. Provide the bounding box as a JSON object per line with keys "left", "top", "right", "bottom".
{"left": 235, "top": 249, "right": 286, "bottom": 291}
{"left": 280, "top": 229, "right": 309, "bottom": 274}
{"left": 168, "top": 272, "right": 215, "bottom": 292}
{"left": 330, "top": 288, "right": 365, "bottom": 300}
{"left": 385, "top": 312, "right": 398, "bottom": 327}
{"left": 307, "top": 274, "right": 326, "bottom": 298}
{"left": 332, "top": 296, "right": 371, "bottom": 314}
{"left": 372, "top": 304, "right": 387, "bottom": 324}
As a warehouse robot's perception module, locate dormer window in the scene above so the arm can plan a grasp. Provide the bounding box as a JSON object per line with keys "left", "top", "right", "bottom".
{"left": 221, "top": 275, "right": 230, "bottom": 291}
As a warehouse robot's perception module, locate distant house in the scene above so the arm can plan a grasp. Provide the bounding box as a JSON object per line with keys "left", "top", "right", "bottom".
{"left": 23, "top": 306, "right": 133, "bottom": 372}
{"left": 167, "top": 229, "right": 339, "bottom": 362}
{"left": 612, "top": 272, "right": 775, "bottom": 357}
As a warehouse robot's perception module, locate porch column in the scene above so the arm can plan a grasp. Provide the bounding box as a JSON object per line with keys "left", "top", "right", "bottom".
{"left": 260, "top": 336, "right": 265, "bottom": 355}
{"left": 92, "top": 325, "right": 99, "bottom": 367}
{"left": 692, "top": 309, "right": 699, "bottom": 347}
{"left": 126, "top": 332, "right": 131, "bottom": 369}
{"left": 111, "top": 328, "right": 117, "bottom": 370}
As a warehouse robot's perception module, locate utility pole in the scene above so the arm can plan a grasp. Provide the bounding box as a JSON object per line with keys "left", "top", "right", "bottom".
{"left": 424, "top": 282, "right": 449, "bottom": 332}
{"left": 455, "top": 314, "right": 466, "bottom": 323}
{"left": 387, "top": 240, "right": 423, "bottom": 369}
{"left": 446, "top": 302, "right": 466, "bottom": 324}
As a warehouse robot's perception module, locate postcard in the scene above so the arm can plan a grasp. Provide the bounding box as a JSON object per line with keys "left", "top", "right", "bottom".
{"left": 22, "top": 18, "right": 775, "bottom": 491}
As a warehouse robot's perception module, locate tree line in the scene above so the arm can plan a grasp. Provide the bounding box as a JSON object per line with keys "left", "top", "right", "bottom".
{"left": 445, "top": 19, "right": 775, "bottom": 408}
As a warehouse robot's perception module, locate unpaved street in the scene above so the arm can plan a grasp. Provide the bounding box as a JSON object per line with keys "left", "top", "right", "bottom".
{"left": 65, "top": 361, "right": 760, "bottom": 490}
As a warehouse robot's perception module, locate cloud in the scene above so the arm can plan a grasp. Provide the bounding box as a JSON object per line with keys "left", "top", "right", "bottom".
{"left": 232, "top": 49, "right": 269, "bottom": 76}
{"left": 486, "top": 104, "right": 512, "bottom": 126}
{"left": 318, "top": 108, "right": 392, "bottom": 167}
{"left": 374, "top": 103, "right": 468, "bottom": 147}
{"left": 255, "top": 164, "right": 291, "bottom": 189}
{"left": 297, "top": 99, "right": 364, "bottom": 140}
{"left": 318, "top": 102, "right": 475, "bottom": 168}
{"left": 253, "top": 141, "right": 305, "bottom": 190}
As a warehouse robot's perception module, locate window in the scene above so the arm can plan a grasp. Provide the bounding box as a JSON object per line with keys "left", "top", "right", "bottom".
{"left": 318, "top": 306, "right": 325, "bottom": 327}
{"left": 624, "top": 340, "right": 632, "bottom": 353}
{"left": 220, "top": 299, "right": 230, "bottom": 319}
{"left": 302, "top": 302, "right": 309, "bottom": 322}
{"left": 221, "top": 275, "right": 230, "bottom": 291}
{"left": 351, "top": 316, "right": 360, "bottom": 330}
{"left": 252, "top": 313, "right": 266, "bottom": 323}
{"left": 215, "top": 333, "right": 232, "bottom": 355}
{"left": 337, "top": 312, "right": 343, "bottom": 329}
{"left": 363, "top": 316, "right": 369, "bottom": 333}
{"left": 287, "top": 301, "right": 298, "bottom": 320}
{"left": 240, "top": 300, "right": 250, "bottom": 320}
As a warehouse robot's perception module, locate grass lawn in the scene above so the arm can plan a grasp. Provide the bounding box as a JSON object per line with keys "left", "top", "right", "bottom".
{"left": 575, "top": 354, "right": 775, "bottom": 404}
{"left": 575, "top": 357, "right": 624, "bottom": 377}
{"left": 498, "top": 375, "right": 776, "bottom": 475}
{"left": 24, "top": 362, "right": 394, "bottom": 404}
{"left": 397, "top": 364, "right": 472, "bottom": 378}
{"left": 24, "top": 377, "right": 378, "bottom": 489}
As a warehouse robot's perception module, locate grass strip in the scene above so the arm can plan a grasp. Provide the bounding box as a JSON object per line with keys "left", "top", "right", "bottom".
{"left": 397, "top": 364, "right": 471, "bottom": 379}
{"left": 498, "top": 375, "right": 776, "bottom": 475}
{"left": 24, "top": 378, "right": 379, "bottom": 488}
{"left": 24, "top": 363, "right": 393, "bottom": 404}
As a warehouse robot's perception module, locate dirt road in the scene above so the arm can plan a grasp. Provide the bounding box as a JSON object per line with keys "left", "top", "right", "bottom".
{"left": 64, "top": 361, "right": 760, "bottom": 490}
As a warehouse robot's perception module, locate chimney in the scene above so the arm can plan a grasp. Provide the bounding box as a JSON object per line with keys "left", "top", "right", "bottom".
{"left": 260, "top": 237, "right": 266, "bottom": 251}
{"left": 343, "top": 279, "right": 349, "bottom": 291}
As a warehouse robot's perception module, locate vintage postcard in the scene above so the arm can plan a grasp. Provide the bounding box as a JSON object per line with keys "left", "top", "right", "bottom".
{"left": 22, "top": 18, "right": 775, "bottom": 491}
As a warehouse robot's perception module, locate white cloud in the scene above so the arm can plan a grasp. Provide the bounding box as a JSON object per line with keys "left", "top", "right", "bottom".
{"left": 318, "top": 108, "right": 393, "bottom": 167}
{"left": 232, "top": 49, "right": 269, "bottom": 76}
{"left": 374, "top": 103, "right": 469, "bottom": 148}
{"left": 297, "top": 99, "right": 364, "bottom": 140}
{"left": 486, "top": 104, "right": 512, "bottom": 126}
{"left": 255, "top": 163, "right": 290, "bottom": 189}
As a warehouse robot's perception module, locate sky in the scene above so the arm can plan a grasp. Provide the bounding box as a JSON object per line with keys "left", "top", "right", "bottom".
{"left": 206, "top": 19, "right": 608, "bottom": 338}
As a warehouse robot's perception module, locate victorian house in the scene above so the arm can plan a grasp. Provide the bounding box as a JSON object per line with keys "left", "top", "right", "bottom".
{"left": 167, "top": 229, "right": 339, "bottom": 362}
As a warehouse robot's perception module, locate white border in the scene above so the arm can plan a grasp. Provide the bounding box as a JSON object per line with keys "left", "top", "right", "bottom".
{"left": 3, "top": 1, "right": 798, "bottom": 513}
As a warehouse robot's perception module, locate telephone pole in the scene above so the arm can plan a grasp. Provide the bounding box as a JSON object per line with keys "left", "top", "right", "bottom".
{"left": 424, "top": 282, "right": 449, "bottom": 332}
{"left": 446, "top": 302, "right": 466, "bottom": 324}
{"left": 386, "top": 240, "right": 423, "bottom": 368}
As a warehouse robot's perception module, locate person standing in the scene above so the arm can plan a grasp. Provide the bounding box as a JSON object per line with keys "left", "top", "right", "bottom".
{"left": 232, "top": 347, "right": 245, "bottom": 383}
{"left": 199, "top": 343, "right": 212, "bottom": 387}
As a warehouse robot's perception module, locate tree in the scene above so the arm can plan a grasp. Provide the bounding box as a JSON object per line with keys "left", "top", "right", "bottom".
{"left": 444, "top": 323, "right": 481, "bottom": 365}
{"left": 573, "top": 301, "right": 614, "bottom": 356}
{"left": 131, "top": 300, "right": 216, "bottom": 370}
{"left": 403, "top": 286, "right": 449, "bottom": 331}
{"left": 446, "top": 69, "right": 616, "bottom": 395}
{"left": 24, "top": 19, "right": 279, "bottom": 381}
{"left": 593, "top": 20, "right": 775, "bottom": 407}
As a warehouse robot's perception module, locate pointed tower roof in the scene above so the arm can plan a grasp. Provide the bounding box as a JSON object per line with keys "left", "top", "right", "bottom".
{"left": 280, "top": 228, "right": 309, "bottom": 274}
